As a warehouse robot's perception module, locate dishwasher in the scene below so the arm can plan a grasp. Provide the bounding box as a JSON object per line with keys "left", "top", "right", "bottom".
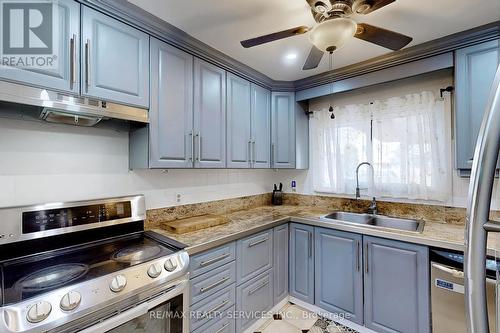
{"left": 431, "top": 248, "right": 498, "bottom": 333}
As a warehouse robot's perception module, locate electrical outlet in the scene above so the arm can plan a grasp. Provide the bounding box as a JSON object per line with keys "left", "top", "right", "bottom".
{"left": 176, "top": 194, "right": 182, "bottom": 203}
{"left": 291, "top": 180, "right": 297, "bottom": 192}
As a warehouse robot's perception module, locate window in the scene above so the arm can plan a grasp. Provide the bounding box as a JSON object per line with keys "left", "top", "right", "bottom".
{"left": 311, "top": 91, "right": 451, "bottom": 202}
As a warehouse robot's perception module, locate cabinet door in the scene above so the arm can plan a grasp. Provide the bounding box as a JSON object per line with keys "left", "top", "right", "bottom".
{"left": 455, "top": 40, "right": 500, "bottom": 171}
{"left": 0, "top": 0, "right": 80, "bottom": 93}
{"left": 226, "top": 73, "right": 251, "bottom": 168}
{"left": 315, "top": 228, "right": 363, "bottom": 325}
{"left": 273, "top": 224, "right": 289, "bottom": 304}
{"left": 193, "top": 59, "right": 226, "bottom": 168}
{"left": 364, "top": 236, "right": 430, "bottom": 333}
{"left": 149, "top": 39, "right": 193, "bottom": 168}
{"left": 251, "top": 84, "right": 271, "bottom": 168}
{"left": 271, "top": 92, "right": 295, "bottom": 169}
{"left": 81, "top": 6, "right": 149, "bottom": 108}
{"left": 289, "top": 223, "right": 314, "bottom": 304}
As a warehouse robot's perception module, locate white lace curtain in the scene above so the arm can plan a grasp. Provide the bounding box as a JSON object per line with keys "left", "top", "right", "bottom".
{"left": 311, "top": 91, "right": 451, "bottom": 202}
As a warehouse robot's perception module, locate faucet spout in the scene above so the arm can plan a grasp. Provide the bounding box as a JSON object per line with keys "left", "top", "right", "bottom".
{"left": 355, "top": 162, "right": 373, "bottom": 199}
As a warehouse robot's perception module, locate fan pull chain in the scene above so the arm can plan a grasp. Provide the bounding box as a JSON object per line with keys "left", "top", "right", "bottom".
{"left": 329, "top": 53, "right": 335, "bottom": 119}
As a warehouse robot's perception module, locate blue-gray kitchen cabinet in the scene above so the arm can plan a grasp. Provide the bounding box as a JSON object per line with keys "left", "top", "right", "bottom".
{"left": 289, "top": 223, "right": 314, "bottom": 304}
{"left": 273, "top": 224, "right": 289, "bottom": 304}
{"left": 0, "top": 0, "right": 80, "bottom": 94}
{"left": 315, "top": 228, "right": 363, "bottom": 325}
{"left": 193, "top": 58, "right": 226, "bottom": 168}
{"left": 226, "top": 73, "right": 251, "bottom": 168}
{"left": 149, "top": 38, "right": 193, "bottom": 168}
{"left": 81, "top": 6, "right": 149, "bottom": 108}
{"left": 455, "top": 39, "right": 500, "bottom": 174}
{"left": 271, "top": 92, "right": 295, "bottom": 169}
{"left": 251, "top": 84, "right": 271, "bottom": 168}
{"left": 236, "top": 229, "right": 273, "bottom": 284}
{"left": 363, "top": 236, "right": 430, "bottom": 333}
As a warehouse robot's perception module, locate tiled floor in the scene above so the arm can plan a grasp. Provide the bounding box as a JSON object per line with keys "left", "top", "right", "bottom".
{"left": 255, "top": 303, "right": 359, "bottom": 333}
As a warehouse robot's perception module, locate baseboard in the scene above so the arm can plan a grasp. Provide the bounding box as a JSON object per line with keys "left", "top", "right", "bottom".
{"left": 289, "top": 296, "right": 376, "bottom": 333}
{"left": 242, "top": 296, "right": 290, "bottom": 333}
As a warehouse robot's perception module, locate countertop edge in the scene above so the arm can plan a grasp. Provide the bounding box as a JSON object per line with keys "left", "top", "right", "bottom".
{"left": 175, "top": 214, "right": 485, "bottom": 256}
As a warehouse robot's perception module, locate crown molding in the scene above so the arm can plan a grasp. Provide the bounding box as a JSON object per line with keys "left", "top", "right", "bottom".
{"left": 78, "top": 0, "right": 499, "bottom": 94}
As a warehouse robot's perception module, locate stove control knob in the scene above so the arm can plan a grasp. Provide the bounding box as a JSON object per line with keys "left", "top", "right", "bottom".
{"left": 147, "top": 263, "right": 162, "bottom": 278}
{"left": 26, "top": 301, "right": 52, "bottom": 323}
{"left": 164, "top": 258, "right": 177, "bottom": 272}
{"left": 60, "top": 291, "right": 81, "bottom": 311}
{"left": 109, "top": 274, "right": 127, "bottom": 293}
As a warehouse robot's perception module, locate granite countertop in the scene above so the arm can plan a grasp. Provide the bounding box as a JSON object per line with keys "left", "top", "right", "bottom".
{"left": 151, "top": 205, "right": 500, "bottom": 255}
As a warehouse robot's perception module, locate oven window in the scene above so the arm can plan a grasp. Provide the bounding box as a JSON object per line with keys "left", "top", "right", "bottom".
{"left": 107, "top": 295, "right": 183, "bottom": 333}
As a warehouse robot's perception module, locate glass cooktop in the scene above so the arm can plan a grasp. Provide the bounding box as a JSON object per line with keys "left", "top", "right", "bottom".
{"left": 0, "top": 232, "right": 177, "bottom": 305}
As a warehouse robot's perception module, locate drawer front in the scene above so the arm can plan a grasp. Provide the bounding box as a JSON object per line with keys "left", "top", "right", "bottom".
{"left": 236, "top": 229, "right": 273, "bottom": 284}
{"left": 236, "top": 269, "right": 274, "bottom": 332}
{"left": 190, "top": 284, "right": 236, "bottom": 331}
{"left": 192, "top": 306, "right": 236, "bottom": 333}
{"left": 191, "top": 261, "right": 236, "bottom": 305}
{"left": 190, "top": 242, "right": 236, "bottom": 278}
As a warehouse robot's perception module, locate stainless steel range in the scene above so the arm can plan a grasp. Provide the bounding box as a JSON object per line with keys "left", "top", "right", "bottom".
{"left": 0, "top": 195, "right": 189, "bottom": 333}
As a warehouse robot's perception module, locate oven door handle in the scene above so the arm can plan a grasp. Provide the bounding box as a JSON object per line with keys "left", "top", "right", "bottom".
{"left": 79, "top": 279, "right": 188, "bottom": 333}
{"left": 79, "top": 303, "right": 149, "bottom": 333}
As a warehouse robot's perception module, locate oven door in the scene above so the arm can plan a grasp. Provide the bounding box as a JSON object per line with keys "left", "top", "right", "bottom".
{"left": 79, "top": 279, "right": 189, "bottom": 333}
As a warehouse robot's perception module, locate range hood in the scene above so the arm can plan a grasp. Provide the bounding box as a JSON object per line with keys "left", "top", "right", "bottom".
{"left": 0, "top": 80, "right": 149, "bottom": 127}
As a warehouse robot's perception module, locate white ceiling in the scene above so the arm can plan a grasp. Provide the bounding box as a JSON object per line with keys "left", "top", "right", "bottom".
{"left": 129, "top": 0, "right": 500, "bottom": 81}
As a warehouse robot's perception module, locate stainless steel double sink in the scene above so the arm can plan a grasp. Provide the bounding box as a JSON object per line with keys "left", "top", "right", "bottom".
{"left": 321, "top": 211, "right": 425, "bottom": 233}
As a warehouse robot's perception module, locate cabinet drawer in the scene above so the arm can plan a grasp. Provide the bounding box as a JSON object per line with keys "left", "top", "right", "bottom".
{"left": 192, "top": 306, "right": 236, "bottom": 333}
{"left": 190, "top": 284, "right": 236, "bottom": 331}
{"left": 236, "top": 229, "right": 273, "bottom": 284}
{"left": 191, "top": 261, "right": 236, "bottom": 305}
{"left": 190, "top": 242, "right": 236, "bottom": 278}
{"left": 236, "top": 269, "right": 274, "bottom": 332}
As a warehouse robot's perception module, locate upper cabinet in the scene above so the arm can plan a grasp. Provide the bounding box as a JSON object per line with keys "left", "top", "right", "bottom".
{"left": 0, "top": 0, "right": 80, "bottom": 93}
{"left": 271, "top": 92, "right": 296, "bottom": 169}
{"left": 455, "top": 39, "right": 500, "bottom": 174}
{"left": 81, "top": 6, "right": 150, "bottom": 108}
{"left": 193, "top": 58, "right": 227, "bottom": 168}
{"left": 227, "top": 74, "right": 271, "bottom": 168}
{"left": 227, "top": 73, "right": 252, "bottom": 168}
{"left": 149, "top": 38, "right": 193, "bottom": 168}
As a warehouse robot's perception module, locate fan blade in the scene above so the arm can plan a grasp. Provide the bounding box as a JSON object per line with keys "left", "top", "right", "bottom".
{"left": 240, "top": 26, "right": 309, "bottom": 48}
{"left": 355, "top": 23, "right": 412, "bottom": 50}
{"left": 363, "top": 0, "right": 396, "bottom": 14}
{"left": 303, "top": 46, "right": 324, "bottom": 70}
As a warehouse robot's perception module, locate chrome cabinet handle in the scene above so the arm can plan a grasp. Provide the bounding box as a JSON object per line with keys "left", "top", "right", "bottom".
{"left": 248, "top": 237, "right": 267, "bottom": 247}
{"left": 70, "top": 34, "right": 77, "bottom": 88}
{"left": 271, "top": 143, "right": 275, "bottom": 166}
{"left": 214, "top": 322, "right": 230, "bottom": 333}
{"left": 356, "top": 241, "right": 361, "bottom": 272}
{"left": 248, "top": 140, "right": 252, "bottom": 165}
{"left": 199, "top": 253, "right": 230, "bottom": 267}
{"left": 195, "top": 132, "right": 201, "bottom": 162}
{"left": 308, "top": 232, "right": 313, "bottom": 258}
{"left": 248, "top": 280, "right": 269, "bottom": 295}
{"left": 252, "top": 140, "right": 256, "bottom": 164}
{"left": 200, "top": 299, "right": 229, "bottom": 319}
{"left": 85, "top": 39, "right": 90, "bottom": 92}
{"left": 188, "top": 132, "right": 194, "bottom": 162}
{"left": 200, "top": 276, "right": 229, "bottom": 293}
{"left": 365, "top": 243, "right": 369, "bottom": 274}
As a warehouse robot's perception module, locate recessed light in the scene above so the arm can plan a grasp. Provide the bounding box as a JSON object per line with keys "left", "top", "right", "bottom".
{"left": 285, "top": 53, "right": 297, "bottom": 60}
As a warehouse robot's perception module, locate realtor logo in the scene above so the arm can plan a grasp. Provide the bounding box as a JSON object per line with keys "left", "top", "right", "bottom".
{"left": 1, "top": 0, "right": 58, "bottom": 69}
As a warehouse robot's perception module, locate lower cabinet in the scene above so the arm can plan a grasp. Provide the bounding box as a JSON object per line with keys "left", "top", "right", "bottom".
{"left": 315, "top": 228, "right": 363, "bottom": 325}
{"left": 363, "top": 236, "right": 430, "bottom": 333}
{"left": 289, "top": 223, "right": 315, "bottom": 304}
{"left": 236, "top": 269, "right": 274, "bottom": 332}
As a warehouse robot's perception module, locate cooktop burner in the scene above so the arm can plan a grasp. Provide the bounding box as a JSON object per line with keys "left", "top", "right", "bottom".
{"left": 1, "top": 231, "right": 178, "bottom": 305}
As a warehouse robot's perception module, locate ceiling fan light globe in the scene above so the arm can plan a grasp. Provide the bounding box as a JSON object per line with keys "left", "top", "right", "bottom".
{"left": 309, "top": 18, "right": 357, "bottom": 52}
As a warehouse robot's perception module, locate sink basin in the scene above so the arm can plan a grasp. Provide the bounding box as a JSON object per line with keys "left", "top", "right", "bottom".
{"left": 321, "top": 211, "right": 424, "bottom": 233}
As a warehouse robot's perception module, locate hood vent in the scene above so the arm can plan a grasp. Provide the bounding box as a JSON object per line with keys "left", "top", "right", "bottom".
{"left": 0, "top": 80, "right": 149, "bottom": 126}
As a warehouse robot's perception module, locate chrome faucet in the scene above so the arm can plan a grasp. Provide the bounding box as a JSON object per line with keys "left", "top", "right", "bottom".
{"left": 355, "top": 162, "right": 373, "bottom": 199}
{"left": 367, "top": 197, "right": 378, "bottom": 215}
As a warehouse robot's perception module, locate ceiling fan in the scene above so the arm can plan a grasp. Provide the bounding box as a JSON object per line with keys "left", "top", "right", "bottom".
{"left": 240, "top": 0, "right": 412, "bottom": 70}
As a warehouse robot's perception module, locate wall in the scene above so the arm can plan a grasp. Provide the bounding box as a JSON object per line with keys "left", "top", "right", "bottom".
{"left": 0, "top": 117, "right": 278, "bottom": 209}
{"left": 277, "top": 70, "right": 500, "bottom": 210}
